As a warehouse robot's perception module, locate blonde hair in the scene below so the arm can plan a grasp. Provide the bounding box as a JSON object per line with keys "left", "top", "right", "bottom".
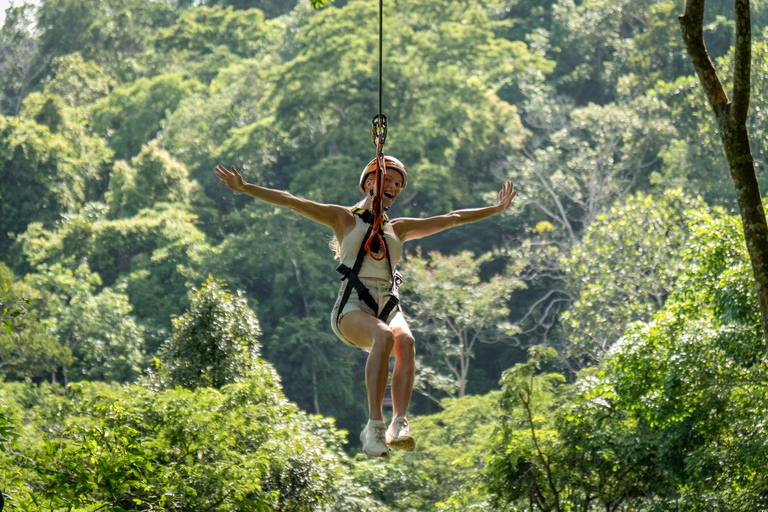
{"left": 329, "top": 236, "right": 341, "bottom": 261}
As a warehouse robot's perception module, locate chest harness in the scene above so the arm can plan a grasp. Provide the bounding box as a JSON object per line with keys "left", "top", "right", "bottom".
{"left": 335, "top": 207, "right": 402, "bottom": 325}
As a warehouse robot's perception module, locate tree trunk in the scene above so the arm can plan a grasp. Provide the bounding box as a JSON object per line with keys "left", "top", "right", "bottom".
{"left": 680, "top": 0, "right": 768, "bottom": 348}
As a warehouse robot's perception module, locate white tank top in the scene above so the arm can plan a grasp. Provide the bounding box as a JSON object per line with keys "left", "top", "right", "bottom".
{"left": 339, "top": 210, "right": 402, "bottom": 280}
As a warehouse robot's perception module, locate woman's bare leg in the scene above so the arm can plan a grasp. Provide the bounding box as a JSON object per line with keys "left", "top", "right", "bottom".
{"left": 339, "top": 311, "right": 394, "bottom": 421}
{"left": 389, "top": 312, "right": 415, "bottom": 418}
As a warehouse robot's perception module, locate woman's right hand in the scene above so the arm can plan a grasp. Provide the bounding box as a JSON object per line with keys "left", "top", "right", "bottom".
{"left": 215, "top": 164, "right": 245, "bottom": 192}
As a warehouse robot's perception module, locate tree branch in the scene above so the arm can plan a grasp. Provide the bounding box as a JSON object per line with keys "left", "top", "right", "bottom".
{"left": 679, "top": 0, "right": 730, "bottom": 116}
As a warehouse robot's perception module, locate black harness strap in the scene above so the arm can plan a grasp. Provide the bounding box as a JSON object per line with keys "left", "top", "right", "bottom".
{"left": 335, "top": 209, "right": 401, "bottom": 327}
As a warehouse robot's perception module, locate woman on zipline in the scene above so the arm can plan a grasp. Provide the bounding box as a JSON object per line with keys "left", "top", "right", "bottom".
{"left": 215, "top": 158, "right": 516, "bottom": 457}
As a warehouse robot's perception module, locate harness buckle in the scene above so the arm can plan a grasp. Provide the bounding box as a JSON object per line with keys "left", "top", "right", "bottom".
{"left": 336, "top": 263, "right": 351, "bottom": 280}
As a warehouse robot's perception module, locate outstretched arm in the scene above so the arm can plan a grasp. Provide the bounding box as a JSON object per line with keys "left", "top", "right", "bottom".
{"left": 215, "top": 164, "right": 354, "bottom": 236}
{"left": 391, "top": 181, "right": 516, "bottom": 242}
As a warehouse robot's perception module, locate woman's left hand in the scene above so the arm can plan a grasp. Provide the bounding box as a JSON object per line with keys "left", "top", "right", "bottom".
{"left": 497, "top": 181, "right": 516, "bottom": 212}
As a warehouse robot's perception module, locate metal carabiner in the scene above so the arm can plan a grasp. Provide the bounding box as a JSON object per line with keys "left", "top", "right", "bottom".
{"left": 371, "top": 114, "right": 387, "bottom": 148}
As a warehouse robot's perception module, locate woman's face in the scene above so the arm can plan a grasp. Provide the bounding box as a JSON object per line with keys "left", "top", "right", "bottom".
{"left": 365, "top": 169, "right": 404, "bottom": 208}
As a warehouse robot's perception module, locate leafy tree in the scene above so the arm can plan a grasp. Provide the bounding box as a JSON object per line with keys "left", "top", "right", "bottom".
{"left": 403, "top": 250, "right": 523, "bottom": 400}
{"left": 487, "top": 202, "right": 768, "bottom": 511}
{"left": 510, "top": 93, "right": 678, "bottom": 347}
{"left": 36, "top": 0, "right": 177, "bottom": 80}
{"left": 597, "top": 202, "right": 768, "bottom": 508}
{"left": 0, "top": 265, "right": 70, "bottom": 382}
{"left": 623, "top": 2, "right": 695, "bottom": 93}
{"left": 0, "top": 263, "right": 29, "bottom": 335}
{"left": 206, "top": 0, "right": 299, "bottom": 19}
{"left": 90, "top": 73, "right": 206, "bottom": 159}
{"left": 24, "top": 263, "right": 144, "bottom": 383}
{"left": 486, "top": 346, "right": 660, "bottom": 512}
{"left": 0, "top": 376, "right": 347, "bottom": 510}
{"left": 16, "top": 198, "right": 209, "bottom": 343}
{"left": 105, "top": 141, "right": 199, "bottom": 219}
{"left": 654, "top": 31, "right": 768, "bottom": 209}
{"left": 154, "top": 6, "right": 280, "bottom": 60}
{"left": 158, "top": 57, "right": 281, "bottom": 219}
{"left": 559, "top": 190, "right": 709, "bottom": 367}
{"left": 42, "top": 53, "right": 112, "bottom": 108}
{"left": 0, "top": 113, "right": 112, "bottom": 256}
{"left": 159, "top": 276, "right": 262, "bottom": 390}
{"left": 546, "top": 0, "right": 660, "bottom": 104}
{"left": 486, "top": 346, "right": 567, "bottom": 511}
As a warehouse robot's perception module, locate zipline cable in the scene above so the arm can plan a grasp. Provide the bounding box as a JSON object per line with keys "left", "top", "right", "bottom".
{"left": 364, "top": 0, "right": 388, "bottom": 261}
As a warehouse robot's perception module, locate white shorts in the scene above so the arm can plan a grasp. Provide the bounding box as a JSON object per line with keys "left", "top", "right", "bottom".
{"left": 330, "top": 277, "right": 400, "bottom": 348}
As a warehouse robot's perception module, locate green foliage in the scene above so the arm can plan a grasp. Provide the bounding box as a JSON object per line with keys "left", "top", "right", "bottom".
{"left": 0, "top": 3, "right": 45, "bottom": 116}
{"left": 0, "top": 113, "right": 112, "bottom": 255}
{"left": 560, "top": 189, "right": 710, "bottom": 366}
{"left": 487, "top": 346, "right": 566, "bottom": 510}
{"left": 0, "top": 263, "right": 28, "bottom": 335}
{"left": 160, "top": 276, "right": 262, "bottom": 390}
{"left": 42, "top": 53, "right": 112, "bottom": 107}
{"left": 0, "top": 376, "right": 346, "bottom": 510}
{"left": 653, "top": 37, "right": 768, "bottom": 208}
{"left": 16, "top": 199, "right": 210, "bottom": 341}
{"left": 91, "top": 73, "right": 206, "bottom": 159}
{"left": 600, "top": 205, "right": 768, "bottom": 508}
{"left": 37, "top": 0, "right": 177, "bottom": 80}
{"left": 403, "top": 250, "right": 524, "bottom": 399}
{"left": 158, "top": 56, "right": 281, "bottom": 212}
{"left": 488, "top": 204, "right": 768, "bottom": 511}
{"left": 105, "top": 141, "right": 199, "bottom": 219}
{"left": 204, "top": 0, "right": 299, "bottom": 19}
{"left": 155, "top": 6, "right": 280, "bottom": 61}
{"left": 24, "top": 263, "right": 144, "bottom": 383}
{"left": 0, "top": 266, "right": 70, "bottom": 383}
{"left": 310, "top": 0, "right": 335, "bottom": 8}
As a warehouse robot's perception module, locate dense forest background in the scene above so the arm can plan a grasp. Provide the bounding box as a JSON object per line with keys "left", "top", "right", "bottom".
{"left": 2, "top": 0, "right": 768, "bottom": 509}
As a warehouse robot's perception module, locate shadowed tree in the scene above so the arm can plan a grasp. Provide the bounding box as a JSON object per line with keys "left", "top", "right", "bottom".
{"left": 679, "top": 0, "right": 768, "bottom": 346}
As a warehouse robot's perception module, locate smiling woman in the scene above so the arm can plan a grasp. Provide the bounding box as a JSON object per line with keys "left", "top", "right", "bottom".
{"left": 215, "top": 156, "right": 516, "bottom": 458}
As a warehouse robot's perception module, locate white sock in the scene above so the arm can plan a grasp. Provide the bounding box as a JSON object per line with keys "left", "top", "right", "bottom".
{"left": 367, "top": 419, "right": 385, "bottom": 428}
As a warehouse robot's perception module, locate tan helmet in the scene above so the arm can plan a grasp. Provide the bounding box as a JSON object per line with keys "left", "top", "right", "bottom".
{"left": 359, "top": 155, "right": 408, "bottom": 194}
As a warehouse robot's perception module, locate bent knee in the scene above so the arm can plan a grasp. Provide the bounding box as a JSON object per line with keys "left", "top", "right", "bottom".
{"left": 372, "top": 327, "right": 395, "bottom": 352}
{"left": 395, "top": 332, "right": 415, "bottom": 355}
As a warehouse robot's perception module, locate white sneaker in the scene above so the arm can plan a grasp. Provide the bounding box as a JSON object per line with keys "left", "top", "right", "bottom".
{"left": 360, "top": 422, "right": 389, "bottom": 458}
{"left": 386, "top": 416, "right": 415, "bottom": 451}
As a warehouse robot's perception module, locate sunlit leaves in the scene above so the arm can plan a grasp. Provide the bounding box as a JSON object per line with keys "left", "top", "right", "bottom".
{"left": 560, "top": 189, "right": 709, "bottom": 365}
{"left": 105, "top": 141, "right": 199, "bottom": 219}
{"left": 0, "top": 376, "right": 346, "bottom": 510}
{"left": 160, "top": 276, "right": 262, "bottom": 390}
{"left": 0, "top": 114, "right": 111, "bottom": 255}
